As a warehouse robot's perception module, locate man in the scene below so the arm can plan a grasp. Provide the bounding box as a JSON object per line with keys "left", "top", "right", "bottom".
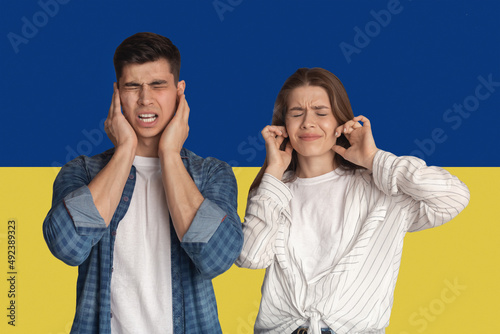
{"left": 43, "top": 32, "right": 243, "bottom": 333}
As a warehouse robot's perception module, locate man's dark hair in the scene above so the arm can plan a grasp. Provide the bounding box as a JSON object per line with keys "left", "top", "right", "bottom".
{"left": 113, "top": 32, "right": 181, "bottom": 84}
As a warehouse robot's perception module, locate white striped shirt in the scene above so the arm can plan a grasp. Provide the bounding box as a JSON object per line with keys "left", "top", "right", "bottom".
{"left": 236, "top": 150, "right": 470, "bottom": 334}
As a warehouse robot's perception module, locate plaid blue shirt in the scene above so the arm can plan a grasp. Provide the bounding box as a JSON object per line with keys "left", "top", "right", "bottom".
{"left": 43, "top": 148, "right": 243, "bottom": 333}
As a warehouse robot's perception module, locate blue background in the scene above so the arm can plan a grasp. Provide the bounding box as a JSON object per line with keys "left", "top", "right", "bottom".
{"left": 1, "top": 0, "right": 499, "bottom": 167}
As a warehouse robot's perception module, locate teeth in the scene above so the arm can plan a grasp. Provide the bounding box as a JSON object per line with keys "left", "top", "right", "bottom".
{"left": 139, "top": 114, "right": 157, "bottom": 123}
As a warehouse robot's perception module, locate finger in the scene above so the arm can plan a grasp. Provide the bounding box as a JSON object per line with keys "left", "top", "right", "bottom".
{"left": 112, "top": 82, "right": 121, "bottom": 116}
{"left": 335, "top": 124, "right": 344, "bottom": 138}
{"left": 274, "top": 125, "right": 288, "bottom": 137}
{"left": 262, "top": 125, "right": 285, "bottom": 138}
{"left": 332, "top": 145, "right": 347, "bottom": 158}
{"left": 261, "top": 126, "right": 277, "bottom": 143}
{"left": 335, "top": 121, "right": 354, "bottom": 136}
{"left": 177, "top": 94, "right": 190, "bottom": 123}
{"left": 108, "top": 83, "right": 117, "bottom": 119}
{"left": 275, "top": 135, "right": 285, "bottom": 148}
{"left": 353, "top": 115, "right": 370, "bottom": 127}
{"left": 343, "top": 120, "right": 360, "bottom": 134}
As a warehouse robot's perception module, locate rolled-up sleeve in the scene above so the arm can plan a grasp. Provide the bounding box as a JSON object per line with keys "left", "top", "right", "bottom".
{"left": 180, "top": 160, "right": 243, "bottom": 279}
{"left": 43, "top": 159, "right": 107, "bottom": 266}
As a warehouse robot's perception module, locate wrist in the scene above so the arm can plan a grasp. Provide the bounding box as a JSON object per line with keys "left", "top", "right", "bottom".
{"left": 363, "top": 148, "right": 379, "bottom": 171}
{"left": 158, "top": 140, "right": 182, "bottom": 157}
{"left": 265, "top": 165, "right": 285, "bottom": 180}
{"left": 116, "top": 136, "right": 137, "bottom": 150}
{"left": 158, "top": 148, "right": 182, "bottom": 161}
{"left": 115, "top": 139, "right": 136, "bottom": 153}
{"left": 113, "top": 143, "right": 136, "bottom": 165}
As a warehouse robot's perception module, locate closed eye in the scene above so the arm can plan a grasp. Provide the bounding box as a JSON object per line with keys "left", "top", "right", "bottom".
{"left": 123, "top": 83, "right": 140, "bottom": 91}
{"left": 150, "top": 80, "right": 168, "bottom": 89}
{"left": 288, "top": 106, "right": 305, "bottom": 117}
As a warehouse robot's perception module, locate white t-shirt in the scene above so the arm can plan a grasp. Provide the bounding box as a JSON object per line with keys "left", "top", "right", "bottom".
{"left": 111, "top": 156, "right": 173, "bottom": 334}
{"left": 288, "top": 169, "right": 351, "bottom": 284}
{"left": 288, "top": 170, "right": 351, "bottom": 329}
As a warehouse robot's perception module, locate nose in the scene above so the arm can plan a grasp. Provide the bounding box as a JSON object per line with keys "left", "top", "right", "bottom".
{"left": 300, "top": 110, "right": 315, "bottom": 128}
{"left": 138, "top": 84, "right": 153, "bottom": 105}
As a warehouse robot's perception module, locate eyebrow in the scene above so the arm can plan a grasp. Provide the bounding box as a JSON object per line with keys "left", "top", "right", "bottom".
{"left": 149, "top": 80, "right": 168, "bottom": 85}
{"left": 288, "top": 105, "right": 329, "bottom": 111}
{"left": 123, "top": 80, "right": 168, "bottom": 87}
{"left": 289, "top": 106, "right": 306, "bottom": 111}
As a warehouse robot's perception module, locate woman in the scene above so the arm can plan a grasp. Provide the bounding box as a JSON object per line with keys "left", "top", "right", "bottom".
{"left": 236, "top": 68, "right": 470, "bottom": 334}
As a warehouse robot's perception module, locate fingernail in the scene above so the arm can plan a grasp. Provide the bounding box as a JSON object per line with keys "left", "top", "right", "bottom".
{"left": 335, "top": 132, "right": 339, "bottom": 137}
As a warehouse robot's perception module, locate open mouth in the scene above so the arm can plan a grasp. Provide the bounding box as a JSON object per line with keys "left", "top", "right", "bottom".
{"left": 138, "top": 113, "right": 158, "bottom": 123}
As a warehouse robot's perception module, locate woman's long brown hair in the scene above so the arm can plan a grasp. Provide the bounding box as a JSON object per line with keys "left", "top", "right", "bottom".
{"left": 249, "top": 68, "right": 362, "bottom": 192}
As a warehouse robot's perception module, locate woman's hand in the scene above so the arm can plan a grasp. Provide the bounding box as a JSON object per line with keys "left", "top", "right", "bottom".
{"left": 332, "top": 115, "right": 378, "bottom": 170}
{"left": 262, "top": 125, "right": 293, "bottom": 180}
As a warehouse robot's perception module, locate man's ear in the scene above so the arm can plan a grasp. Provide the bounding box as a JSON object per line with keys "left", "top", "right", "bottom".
{"left": 177, "top": 80, "right": 186, "bottom": 94}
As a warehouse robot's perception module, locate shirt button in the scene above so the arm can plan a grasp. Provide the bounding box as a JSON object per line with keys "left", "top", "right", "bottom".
{"left": 123, "top": 196, "right": 129, "bottom": 202}
{"left": 128, "top": 174, "right": 134, "bottom": 180}
{"left": 111, "top": 267, "right": 114, "bottom": 272}
{"left": 110, "top": 312, "right": 113, "bottom": 318}
{"left": 111, "top": 230, "right": 117, "bottom": 236}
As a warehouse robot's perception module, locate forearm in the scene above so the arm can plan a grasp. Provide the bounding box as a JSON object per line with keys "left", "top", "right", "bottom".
{"left": 182, "top": 200, "right": 243, "bottom": 278}
{"left": 88, "top": 145, "right": 135, "bottom": 226}
{"left": 160, "top": 151, "right": 204, "bottom": 241}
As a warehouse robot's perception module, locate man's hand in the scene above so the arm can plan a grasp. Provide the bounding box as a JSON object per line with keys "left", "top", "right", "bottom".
{"left": 87, "top": 83, "right": 137, "bottom": 226}
{"left": 104, "top": 83, "right": 137, "bottom": 151}
{"left": 332, "top": 115, "right": 378, "bottom": 170}
{"left": 262, "top": 125, "right": 293, "bottom": 180}
{"left": 158, "top": 91, "right": 190, "bottom": 158}
{"left": 157, "top": 89, "right": 203, "bottom": 241}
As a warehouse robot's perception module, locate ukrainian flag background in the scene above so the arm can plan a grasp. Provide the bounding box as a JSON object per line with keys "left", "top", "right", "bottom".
{"left": 1, "top": 1, "right": 499, "bottom": 333}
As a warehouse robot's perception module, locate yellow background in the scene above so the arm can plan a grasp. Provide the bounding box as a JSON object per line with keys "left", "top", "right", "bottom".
{"left": 1, "top": 167, "right": 498, "bottom": 333}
